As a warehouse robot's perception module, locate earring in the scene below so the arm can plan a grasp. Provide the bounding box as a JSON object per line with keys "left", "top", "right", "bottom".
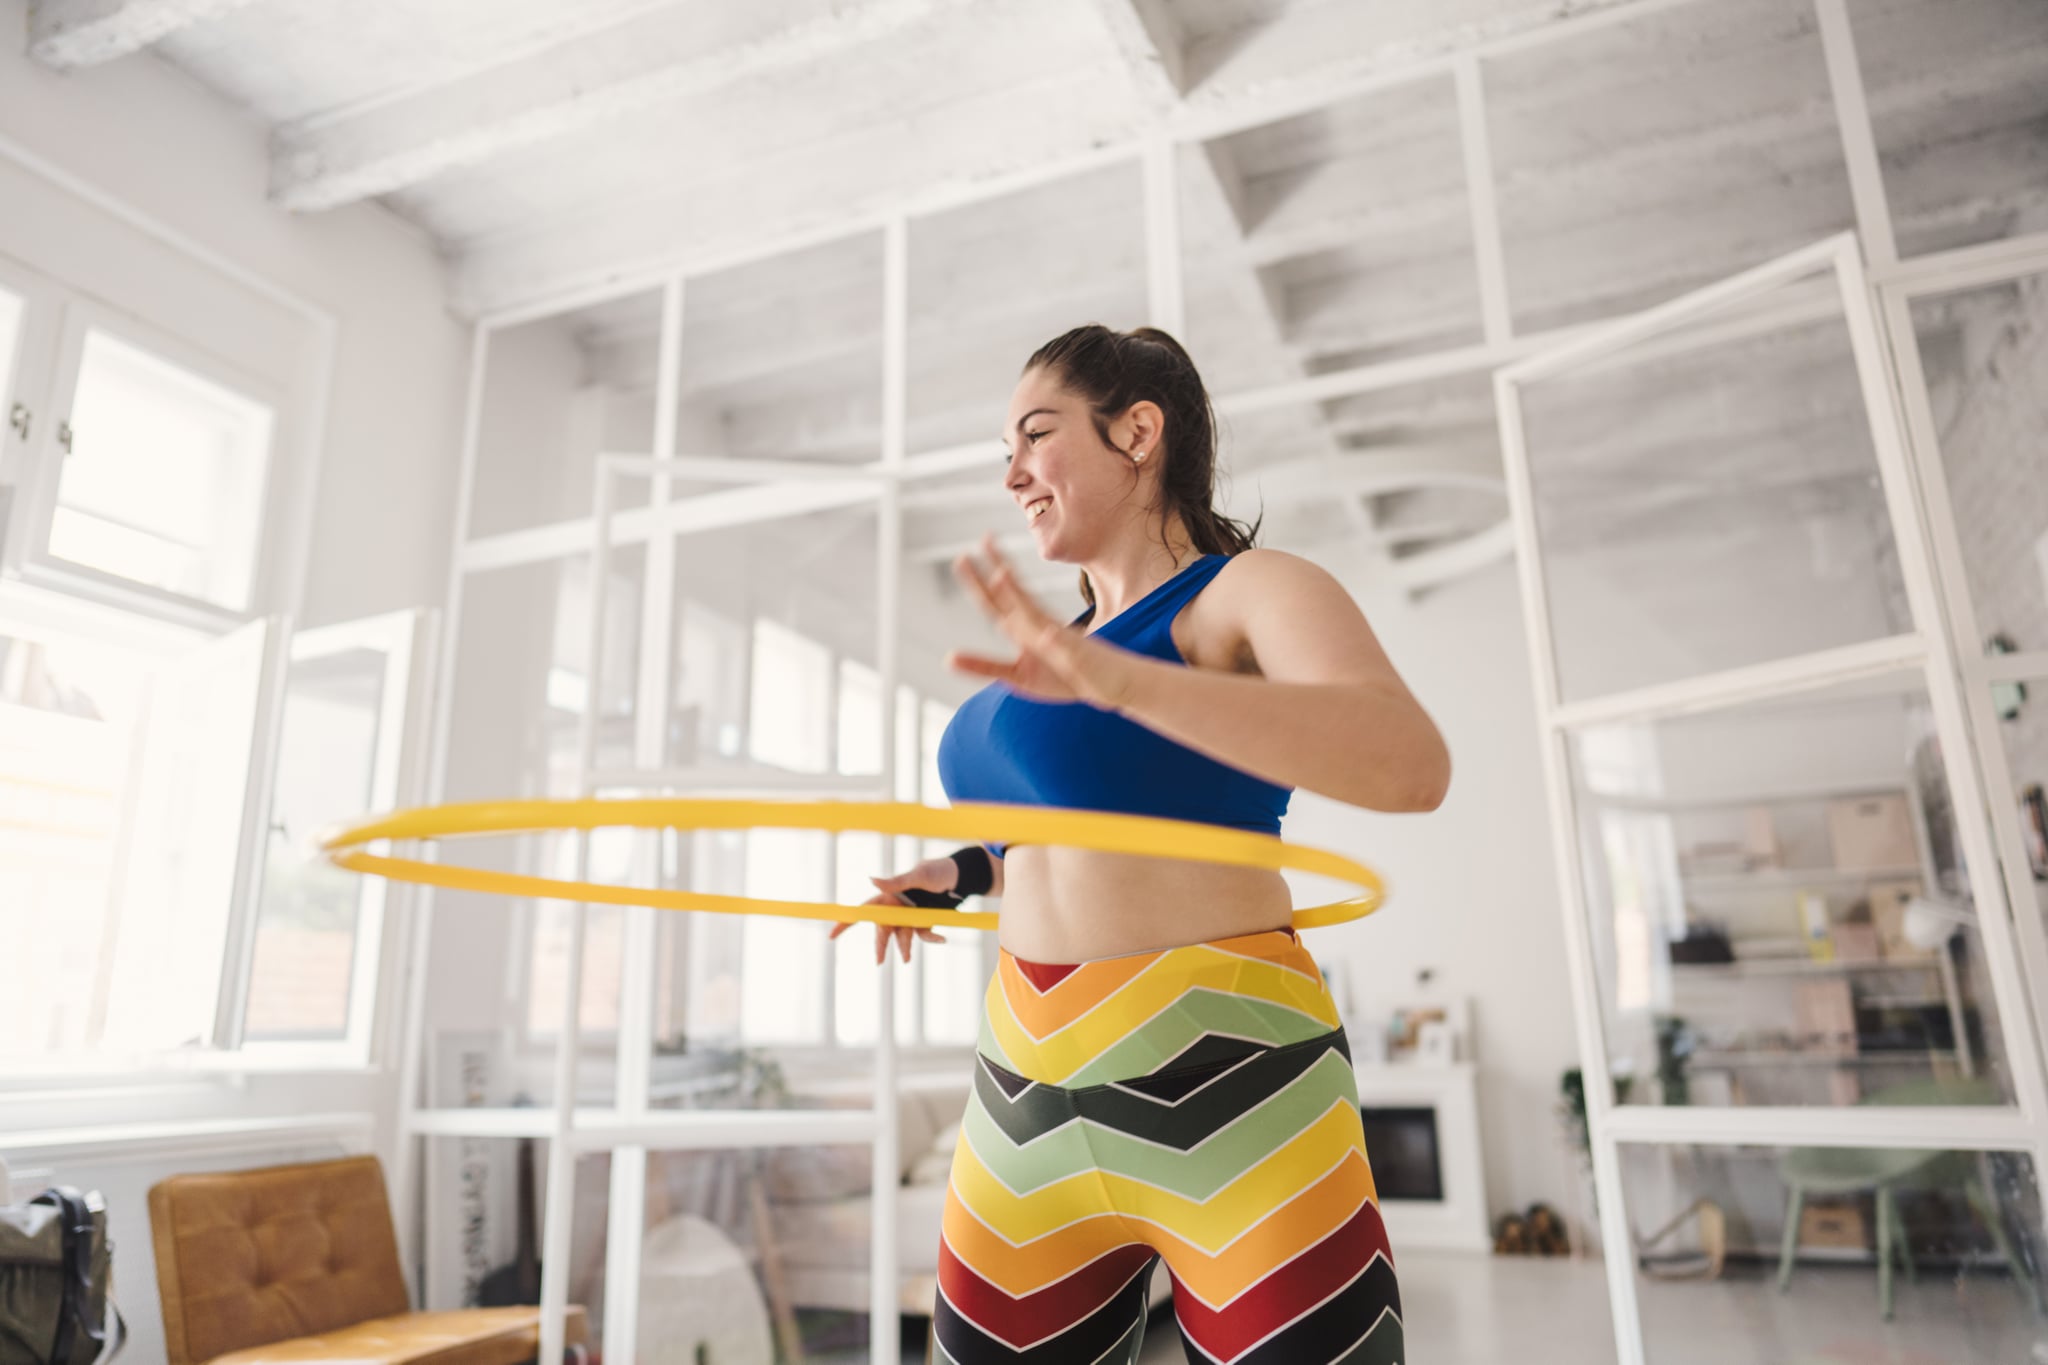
{"left": 1131, "top": 448, "right": 1147, "bottom": 463}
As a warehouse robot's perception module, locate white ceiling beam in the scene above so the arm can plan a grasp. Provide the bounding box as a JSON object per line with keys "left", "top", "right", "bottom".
{"left": 27, "top": 0, "right": 265, "bottom": 69}
{"left": 1384, "top": 519, "right": 1517, "bottom": 592}
{"left": 1373, "top": 516, "right": 1500, "bottom": 550}
{"left": 447, "top": 2, "right": 1696, "bottom": 318}
{"left": 270, "top": 0, "right": 977, "bottom": 213}
{"left": 1087, "top": 0, "right": 1188, "bottom": 113}
{"left": 1228, "top": 446, "right": 1506, "bottom": 508}
{"left": 1173, "top": 0, "right": 1661, "bottom": 121}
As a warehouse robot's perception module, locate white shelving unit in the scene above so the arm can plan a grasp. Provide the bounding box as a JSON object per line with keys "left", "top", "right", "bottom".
{"left": 1680, "top": 865, "right": 1922, "bottom": 893}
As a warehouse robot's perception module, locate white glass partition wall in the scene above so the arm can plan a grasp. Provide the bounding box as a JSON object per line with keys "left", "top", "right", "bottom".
{"left": 1497, "top": 235, "right": 2048, "bottom": 1364}
{"left": 394, "top": 3, "right": 2048, "bottom": 1360}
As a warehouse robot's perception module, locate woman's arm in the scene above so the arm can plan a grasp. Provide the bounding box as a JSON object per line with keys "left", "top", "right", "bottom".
{"left": 949, "top": 538, "right": 1449, "bottom": 815}
{"left": 1107, "top": 550, "right": 1449, "bottom": 813}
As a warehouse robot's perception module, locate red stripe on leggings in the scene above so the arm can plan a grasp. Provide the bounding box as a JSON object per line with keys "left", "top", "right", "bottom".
{"left": 1170, "top": 1200, "right": 1392, "bottom": 1362}
{"left": 937, "top": 1238, "right": 1155, "bottom": 1348}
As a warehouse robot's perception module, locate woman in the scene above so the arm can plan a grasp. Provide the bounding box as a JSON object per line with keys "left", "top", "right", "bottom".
{"left": 832, "top": 325, "right": 1449, "bottom": 1364}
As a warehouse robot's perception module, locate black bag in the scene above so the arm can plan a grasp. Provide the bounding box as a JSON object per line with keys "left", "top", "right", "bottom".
{"left": 0, "top": 1187, "right": 125, "bottom": 1364}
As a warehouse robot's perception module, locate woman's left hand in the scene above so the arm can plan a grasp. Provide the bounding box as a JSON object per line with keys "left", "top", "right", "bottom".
{"left": 947, "top": 535, "right": 1142, "bottom": 709}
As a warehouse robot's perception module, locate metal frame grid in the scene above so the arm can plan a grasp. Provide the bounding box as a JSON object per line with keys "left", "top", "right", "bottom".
{"left": 388, "top": 2, "right": 2048, "bottom": 1360}
{"left": 1495, "top": 230, "right": 2048, "bottom": 1364}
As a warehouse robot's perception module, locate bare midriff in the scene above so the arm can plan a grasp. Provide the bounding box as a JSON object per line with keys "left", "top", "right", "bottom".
{"left": 995, "top": 843, "right": 1292, "bottom": 963}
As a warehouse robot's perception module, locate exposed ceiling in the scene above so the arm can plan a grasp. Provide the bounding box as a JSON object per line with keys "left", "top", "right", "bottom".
{"left": 25, "top": 0, "right": 2048, "bottom": 598}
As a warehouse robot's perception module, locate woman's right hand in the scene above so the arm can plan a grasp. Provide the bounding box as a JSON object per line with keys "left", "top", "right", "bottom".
{"left": 828, "top": 855, "right": 958, "bottom": 964}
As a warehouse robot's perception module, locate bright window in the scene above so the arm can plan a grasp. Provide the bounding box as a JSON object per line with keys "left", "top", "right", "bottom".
{"left": 241, "top": 615, "right": 422, "bottom": 1048}
{"left": 243, "top": 649, "right": 383, "bottom": 1040}
{"left": 49, "top": 329, "right": 275, "bottom": 611}
{"left": 0, "top": 596, "right": 271, "bottom": 1065}
{"left": 0, "top": 620, "right": 152, "bottom": 1057}
{"left": 837, "top": 658, "right": 882, "bottom": 775}
{"left": 748, "top": 619, "right": 831, "bottom": 773}
{"left": 740, "top": 828, "right": 831, "bottom": 1043}
{"left": 532, "top": 606, "right": 984, "bottom": 1051}
{"left": 676, "top": 602, "right": 749, "bottom": 764}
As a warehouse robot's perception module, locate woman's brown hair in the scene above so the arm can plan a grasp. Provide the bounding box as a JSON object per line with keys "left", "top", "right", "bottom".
{"left": 1024, "top": 324, "right": 1261, "bottom": 607}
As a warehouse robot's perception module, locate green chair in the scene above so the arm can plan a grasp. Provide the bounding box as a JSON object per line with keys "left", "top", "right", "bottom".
{"left": 1776, "top": 1078, "right": 2042, "bottom": 1320}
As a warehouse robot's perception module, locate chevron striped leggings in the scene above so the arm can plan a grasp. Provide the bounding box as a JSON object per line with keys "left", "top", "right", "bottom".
{"left": 932, "top": 928, "right": 1404, "bottom": 1365}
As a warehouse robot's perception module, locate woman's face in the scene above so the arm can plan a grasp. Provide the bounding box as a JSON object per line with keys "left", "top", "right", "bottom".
{"left": 1001, "top": 367, "right": 1152, "bottom": 563}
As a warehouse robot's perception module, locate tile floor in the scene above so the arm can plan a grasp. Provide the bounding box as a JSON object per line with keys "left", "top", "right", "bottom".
{"left": 1117, "top": 1250, "right": 2047, "bottom": 1364}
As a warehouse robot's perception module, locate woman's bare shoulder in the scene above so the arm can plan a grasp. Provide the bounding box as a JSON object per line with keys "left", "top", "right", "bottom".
{"left": 1213, "top": 547, "right": 1351, "bottom": 603}
{"left": 1180, "top": 549, "right": 1334, "bottom": 673}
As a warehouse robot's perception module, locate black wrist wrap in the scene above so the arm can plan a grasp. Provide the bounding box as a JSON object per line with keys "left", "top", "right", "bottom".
{"left": 948, "top": 845, "right": 995, "bottom": 898}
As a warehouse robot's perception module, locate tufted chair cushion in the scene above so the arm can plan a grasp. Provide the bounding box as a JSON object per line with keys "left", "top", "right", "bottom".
{"left": 203, "top": 1308, "right": 589, "bottom": 1365}
{"left": 148, "top": 1155, "right": 587, "bottom": 1365}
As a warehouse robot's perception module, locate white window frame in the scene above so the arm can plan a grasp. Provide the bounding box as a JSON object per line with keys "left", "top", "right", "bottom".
{"left": 16, "top": 294, "right": 289, "bottom": 630}
{"left": 0, "top": 576, "right": 288, "bottom": 1084}
{"left": 0, "top": 256, "right": 62, "bottom": 554}
{"left": 234, "top": 608, "right": 436, "bottom": 1066}
{"left": 0, "top": 153, "right": 346, "bottom": 1098}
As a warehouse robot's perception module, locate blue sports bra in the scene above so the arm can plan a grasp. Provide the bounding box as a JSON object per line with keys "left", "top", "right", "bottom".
{"left": 935, "top": 553, "right": 1292, "bottom": 856}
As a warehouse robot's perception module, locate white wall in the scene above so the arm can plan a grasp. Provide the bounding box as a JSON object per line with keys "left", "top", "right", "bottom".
{"left": 0, "top": 0, "right": 471, "bottom": 633}
{"left": 1293, "top": 552, "right": 1583, "bottom": 1226}
{"left": 0, "top": 8, "right": 467, "bottom": 1356}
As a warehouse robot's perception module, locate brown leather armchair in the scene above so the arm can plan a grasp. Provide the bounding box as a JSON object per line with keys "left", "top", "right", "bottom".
{"left": 148, "top": 1155, "right": 587, "bottom": 1365}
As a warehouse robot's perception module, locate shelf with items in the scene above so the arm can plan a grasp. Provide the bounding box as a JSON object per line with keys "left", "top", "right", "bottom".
{"left": 1679, "top": 864, "right": 1922, "bottom": 893}
{"left": 1688, "top": 1048, "right": 1958, "bottom": 1070}
{"left": 1585, "top": 781, "right": 1907, "bottom": 814}
{"left": 1669, "top": 957, "right": 1941, "bottom": 978}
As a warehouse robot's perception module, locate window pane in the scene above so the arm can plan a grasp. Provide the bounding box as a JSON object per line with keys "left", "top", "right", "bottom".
{"left": 1569, "top": 671, "right": 2018, "bottom": 1109}
{"left": 434, "top": 555, "right": 635, "bottom": 1107}
{"left": 0, "top": 613, "right": 267, "bottom": 1062}
{"left": 51, "top": 329, "right": 275, "bottom": 610}
{"left": 468, "top": 289, "right": 667, "bottom": 541}
{"left": 908, "top": 161, "right": 1146, "bottom": 455}
{"left": 921, "top": 935, "right": 984, "bottom": 1046}
{"left": 102, "top": 616, "right": 271, "bottom": 1053}
{"left": 1215, "top": 378, "right": 1506, "bottom": 571}
{"left": 530, "top": 1145, "right": 876, "bottom": 1360}
{"left": 0, "top": 625, "right": 149, "bottom": 1058}
{"left": 833, "top": 831, "right": 914, "bottom": 1046}
{"left": 1990, "top": 673, "right": 2048, "bottom": 994}
{"left": 1855, "top": 0, "right": 2048, "bottom": 259}
{"left": 679, "top": 231, "right": 886, "bottom": 464}
{"left": 1907, "top": 270, "right": 2048, "bottom": 654}
{"left": 1518, "top": 268, "right": 1912, "bottom": 704}
{"left": 1183, "top": 75, "right": 1481, "bottom": 396}
{"left": 1487, "top": 0, "right": 1854, "bottom": 335}
{"left": 1620, "top": 1142, "right": 2044, "bottom": 1363}
{"left": 672, "top": 502, "right": 880, "bottom": 776}
{"left": 895, "top": 686, "right": 919, "bottom": 802}
{"left": 747, "top": 619, "right": 831, "bottom": 774}
{"left": 741, "top": 828, "right": 829, "bottom": 1044}
{"left": 662, "top": 828, "right": 750, "bottom": 1047}
{"left": 674, "top": 599, "right": 749, "bottom": 767}
{"left": 525, "top": 824, "right": 643, "bottom": 1042}
{"left": 243, "top": 645, "right": 386, "bottom": 1041}
{"left": 894, "top": 684, "right": 920, "bottom": 871}
{"left": 0, "top": 285, "right": 23, "bottom": 425}
{"left": 837, "top": 658, "right": 882, "bottom": 776}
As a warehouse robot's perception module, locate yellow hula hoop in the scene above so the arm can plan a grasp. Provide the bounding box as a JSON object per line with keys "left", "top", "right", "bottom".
{"left": 320, "top": 798, "right": 1386, "bottom": 933}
